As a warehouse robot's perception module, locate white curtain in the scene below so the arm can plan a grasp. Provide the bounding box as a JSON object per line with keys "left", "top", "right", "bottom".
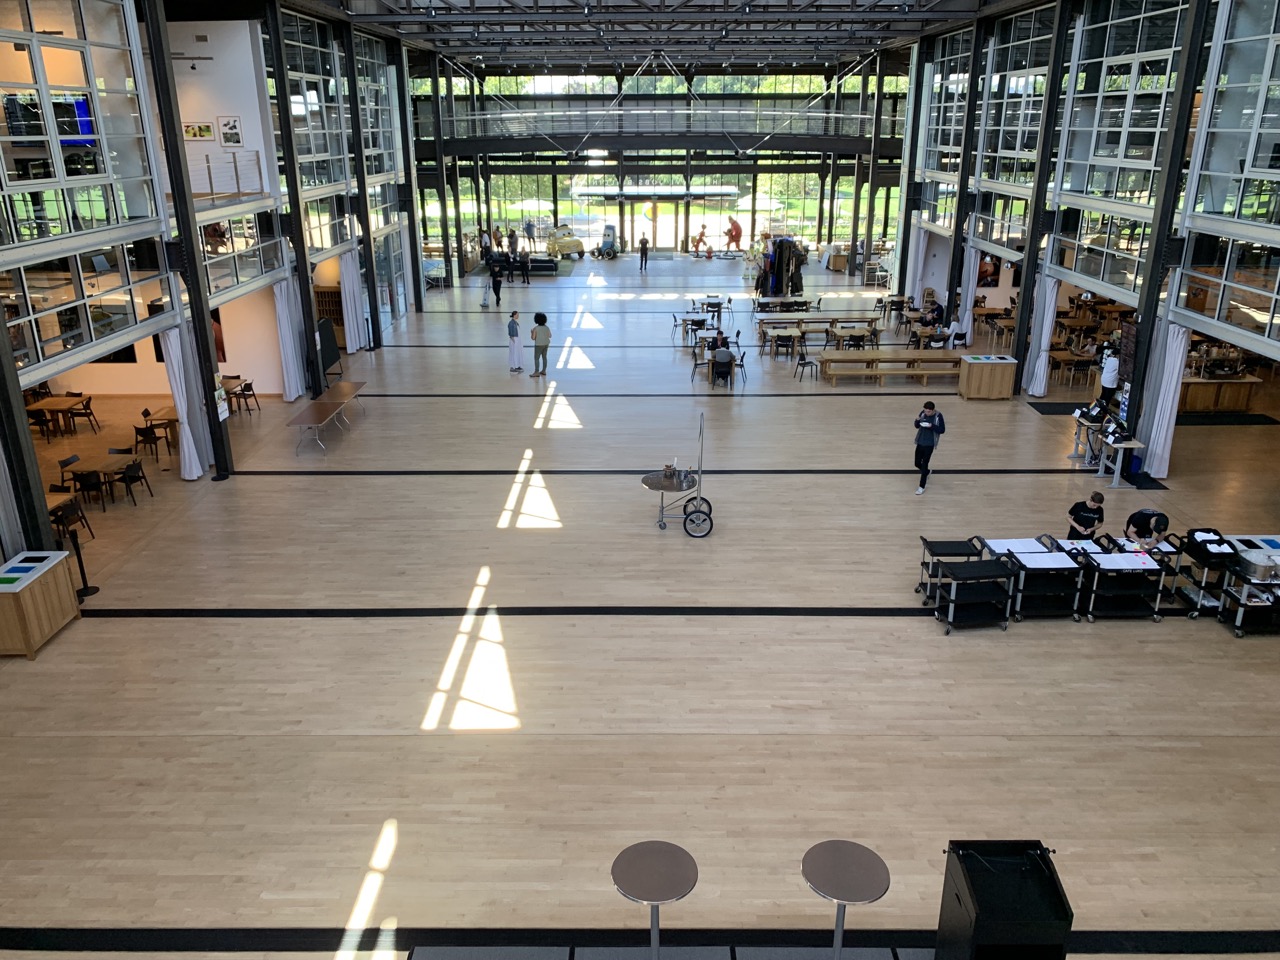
{"left": 273, "top": 277, "right": 306, "bottom": 401}
{"left": 1139, "top": 321, "right": 1190, "bottom": 479}
{"left": 904, "top": 221, "right": 927, "bottom": 302}
{"left": 1023, "top": 273, "right": 1059, "bottom": 396}
{"left": 340, "top": 249, "right": 368, "bottom": 353}
{"left": 160, "top": 325, "right": 205, "bottom": 481}
{"left": 957, "top": 244, "right": 980, "bottom": 346}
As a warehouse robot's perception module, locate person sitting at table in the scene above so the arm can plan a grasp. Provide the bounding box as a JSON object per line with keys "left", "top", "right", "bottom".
{"left": 713, "top": 331, "right": 731, "bottom": 351}
{"left": 924, "top": 301, "right": 945, "bottom": 326}
{"left": 711, "top": 345, "right": 734, "bottom": 385}
{"left": 1072, "top": 335, "right": 1098, "bottom": 358}
{"left": 943, "top": 317, "right": 963, "bottom": 349}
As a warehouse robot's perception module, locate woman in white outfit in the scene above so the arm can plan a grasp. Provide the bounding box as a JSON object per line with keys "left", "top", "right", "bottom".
{"left": 508, "top": 311, "right": 524, "bottom": 372}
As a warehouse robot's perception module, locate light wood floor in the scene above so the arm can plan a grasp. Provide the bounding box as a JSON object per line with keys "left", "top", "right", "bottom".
{"left": 4, "top": 256, "right": 1280, "bottom": 959}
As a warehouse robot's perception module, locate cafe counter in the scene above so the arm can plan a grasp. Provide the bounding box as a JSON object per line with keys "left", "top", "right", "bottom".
{"left": 1179, "top": 374, "right": 1262, "bottom": 413}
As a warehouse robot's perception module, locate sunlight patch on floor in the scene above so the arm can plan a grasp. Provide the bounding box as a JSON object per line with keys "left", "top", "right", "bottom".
{"left": 332, "top": 820, "right": 398, "bottom": 960}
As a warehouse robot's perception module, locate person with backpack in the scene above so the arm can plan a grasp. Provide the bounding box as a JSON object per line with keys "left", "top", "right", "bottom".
{"left": 913, "top": 400, "right": 946, "bottom": 495}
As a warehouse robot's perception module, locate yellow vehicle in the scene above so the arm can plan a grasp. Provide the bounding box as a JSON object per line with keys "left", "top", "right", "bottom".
{"left": 546, "top": 224, "right": 586, "bottom": 259}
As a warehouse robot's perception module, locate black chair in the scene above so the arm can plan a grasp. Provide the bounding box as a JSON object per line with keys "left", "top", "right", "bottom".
{"left": 28, "top": 410, "right": 55, "bottom": 442}
{"left": 65, "top": 392, "right": 100, "bottom": 433}
{"left": 70, "top": 471, "right": 109, "bottom": 511}
{"left": 711, "top": 358, "right": 733, "bottom": 389}
{"left": 134, "top": 425, "right": 166, "bottom": 460}
{"left": 926, "top": 333, "right": 948, "bottom": 350}
{"left": 58, "top": 454, "right": 81, "bottom": 482}
{"left": 689, "top": 344, "right": 709, "bottom": 382}
{"left": 734, "top": 350, "right": 748, "bottom": 383}
{"left": 794, "top": 346, "right": 818, "bottom": 382}
{"left": 670, "top": 313, "right": 682, "bottom": 342}
{"left": 107, "top": 460, "right": 151, "bottom": 506}
{"left": 774, "top": 335, "right": 795, "bottom": 360}
{"left": 846, "top": 332, "right": 868, "bottom": 351}
{"left": 49, "top": 485, "right": 94, "bottom": 541}
{"left": 236, "top": 381, "right": 261, "bottom": 414}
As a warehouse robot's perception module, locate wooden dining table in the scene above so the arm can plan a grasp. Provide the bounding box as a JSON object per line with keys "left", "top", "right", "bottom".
{"left": 26, "top": 395, "right": 89, "bottom": 434}
{"left": 72, "top": 454, "right": 136, "bottom": 479}
{"left": 45, "top": 490, "right": 76, "bottom": 512}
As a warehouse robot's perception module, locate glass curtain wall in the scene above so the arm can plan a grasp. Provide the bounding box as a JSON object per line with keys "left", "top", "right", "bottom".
{"left": 3, "top": 0, "right": 170, "bottom": 373}
{"left": 921, "top": 30, "right": 973, "bottom": 231}
{"left": 1177, "top": 0, "right": 1280, "bottom": 341}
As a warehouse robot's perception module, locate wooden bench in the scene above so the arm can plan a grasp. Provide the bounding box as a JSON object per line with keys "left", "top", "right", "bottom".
{"left": 818, "top": 349, "right": 964, "bottom": 386}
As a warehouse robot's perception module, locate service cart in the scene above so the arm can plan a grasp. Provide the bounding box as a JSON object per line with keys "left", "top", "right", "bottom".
{"left": 1218, "top": 534, "right": 1280, "bottom": 637}
{"left": 1075, "top": 550, "right": 1166, "bottom": 623}
{"left": 1175, "top": 529, "right": 1237, "bottom": 618}
{"left": 933, "top": 556, "right": 1015, "bottom": 635}
{"left": 916, "top": 536, "right": 984, "bottom": 605}
{"left": 1009, "top": 550, "right": 1083, "bottom": 621}
{"left": 640, "top": 413, "right": 713, "bottom": 538}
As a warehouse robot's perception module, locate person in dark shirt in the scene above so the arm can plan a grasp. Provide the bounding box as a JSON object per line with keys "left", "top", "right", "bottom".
{"left": 1125, "top": 508, "right": 1170, "bottom": 549}
{"left": 519, "top": 248, "right": 531, "bottom": 284}
{"left": 912, "top": 401, "right": 946, "bottom": 495}
{"left": 489, "top": 258, "right": 504, "bottom": 307}
{"left": 1066, "top": 491, "right": 1105, "bottom": 541}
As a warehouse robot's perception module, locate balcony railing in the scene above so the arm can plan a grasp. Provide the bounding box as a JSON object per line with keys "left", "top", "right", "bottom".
{"left": 426, "top": 107, "right": 905, "bottom": 142}
{"left": 159, "top": 150, "right": 272, "bottom": 213}
{"left": 204, "top": 238, "right": 286, "bottom": 296}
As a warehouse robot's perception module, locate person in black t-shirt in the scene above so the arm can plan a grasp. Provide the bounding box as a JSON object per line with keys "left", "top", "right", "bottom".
{"left": 1066, "top": 491, "right": 1105, "bottom": 541}
{"left": 1125, "top": 508, "right": 1170, "bottom": 549}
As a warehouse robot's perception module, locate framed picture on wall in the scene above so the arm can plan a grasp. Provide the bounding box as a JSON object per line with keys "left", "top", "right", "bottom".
{"left": 183, "top": 122, "right": 214, "bottom": 141}
{"left": 217, "top": 116, "right": 243, "bottom": 147}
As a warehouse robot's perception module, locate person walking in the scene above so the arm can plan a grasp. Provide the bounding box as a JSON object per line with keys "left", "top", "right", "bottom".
{"left": 504, "top": 248, "right": 515, "bottom": 283}
{"left": 530, "top": 312, "right": 551, "bottom": 377}
{"left": 519, "top": 247, "right": 531, "bottom": 284}
{"left": 1066, "top": 491, "right": 1105, "bottom": 541}
{"left": 912, "top": 400, "right": 946, "bottom": 495}
{"left": 507, "top": 311, "right": 524, "bottom": 372}
{"left": 524, "top": 217, "right": 536, "bottom": 250}
{"left": 489, "top": 257, "right": 504, "bottom": 308}
{"left": 638, "top": 233, "right": 649, "bottom": 272}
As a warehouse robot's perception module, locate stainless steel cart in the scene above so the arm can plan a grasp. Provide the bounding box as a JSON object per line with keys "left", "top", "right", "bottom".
{"left": 640, "top": 413, "right": 713, "bottom": 538}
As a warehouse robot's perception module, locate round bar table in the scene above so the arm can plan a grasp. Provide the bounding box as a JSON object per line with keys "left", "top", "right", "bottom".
{"left": 802, "top": 840, "right": 890, "bottom": 960}
{"left": 611, "top": 841, "right": 698, "bottom": 960}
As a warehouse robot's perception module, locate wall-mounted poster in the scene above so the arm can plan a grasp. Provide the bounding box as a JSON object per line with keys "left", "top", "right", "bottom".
{"left": 183, "top": 122, "right": 214, "bottom": 141}
{"left": 977, "top": 256, "right": 1001, "bottom": 287}
{"left": 217, "top": 116, "right": 243, "bottom": 147}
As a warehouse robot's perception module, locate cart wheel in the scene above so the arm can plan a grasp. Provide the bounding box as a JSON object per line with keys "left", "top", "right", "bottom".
{"left": 658, "top": 521, "right": 667, "bottom": 530}
{"left": 914, "top": 585, "right": 922, "bottom": 594}
{"left": 683, "top": 497, "right": 712, "bottom": 516}
{"left": 604, "top": 247, "right": 617, "bottom": 260}
{"left": 1235, "top": 629, "right": 1245, "bottom": 638}
{"left": 922, "top": 598, "right": 930, "bottom": 606}
{"left": 1014, "top": 614, "right": 1023, "bottom": 623}
{"left": 1072, "top": 614, "right": 1081, "bottom": 623}
{"left": 1152, "top": 615, "right": 1163, "bottom": 623}
{"left": 1001, "top": 622, "right": 1008, "bottom": 631}
{"left": 683, "top": 510, "right": 712, "bottom": 538}
{"left": 1187, "top": 610, "right": 1199, "bottom": 619}
{"left": 944, "top": 626, "right": 952, "bottom": 635}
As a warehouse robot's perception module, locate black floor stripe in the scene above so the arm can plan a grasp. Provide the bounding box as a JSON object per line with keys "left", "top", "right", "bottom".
{"left": 1, "top": 926, "right": 1278, "bottom": 954}
{"left": 230, "top": 468, "right": 1085, "bottom": 477}
{"left": 81, "top": 605, "right": 931, "bottom": 619}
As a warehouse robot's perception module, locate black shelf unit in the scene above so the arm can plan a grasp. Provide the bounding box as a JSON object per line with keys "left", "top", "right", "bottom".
{"left": 1008, "top": 551, "right": 1083, "bottom": 622}
{"left": 936, "top": 840, "right": 1073, "bottom": 960}
{"left": 933, "top": 558, "right": 1014, "bottom": 635}
{"left": 917, "top": 535, "right": 984, "bottom": 605}
{"left": 1219, "top": 579, "right": 1280, "bottom": 638}
{"left": 1075, "top": 551, "right": 1167, "bottom": 623}
{"left": 1172, "top": 528, "right": 1236, "bottom": 618}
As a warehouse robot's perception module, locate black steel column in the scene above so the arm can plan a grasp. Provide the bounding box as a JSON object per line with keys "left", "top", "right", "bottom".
{"left": 895, "top": 42, "right": 929, "bottom": 299}
{"left": 550, "top": 159, "right": 559, "bottom": 229}
{"left": 865, "top": 57, "right": 884, "bottom": 253}
{"left": 943, "top": 22, "right": 989, "bottom": 324}
{"left": 451, "top": 158, "right": 466, "bottom": 277}
{"left": 849, "top": 158, "right": 863, "bottom": 277}
{"left": 1125, "top": 0, "right": 1214, "bottom": 436}
{"left": 139, "top": 0, "right": 232, "bottom": 475}
{"left": 0, "top": 349, "right": 52, "bottom": 551}
{"left": 426, "top": 53, "right": 454, "bottom": 287}
{"left": 340, "top": 25, "right": 383, "bottom": 350}
{"left": 395, "top": 41, "right": 426, "bottom": 310}
{"left": 264, "top": 0, "right": 324, "bottom": 398}
{"left": 815, "top": 170, "right": 826, "bottom": 243}
{"left": 1010, "top": 0, "right": 1078, "bottom": 384}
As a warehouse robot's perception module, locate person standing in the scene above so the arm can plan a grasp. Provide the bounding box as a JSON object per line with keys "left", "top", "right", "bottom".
{"left": 504, "top": 248, "right": 515, "bottom": 283}
{"left": 507, "top": 311, "right": 523, "bottom": 372}
{"left": 1099, "top": 348, "right": 1120, "bottom": 407}
{"left": 507, "top": 226, "right": 517, "bottom": 255}
{"left": 1066, "top": 491, "right": 1105, "bottom": 541}
{"left": 524, "top": 217, "right": 536, "bottom": 250}
{"left": 519, "top": 247, "right": 531, "bottom": 284}
{"left": 529, "top": 312, "right": 551, "bottom": 378}
{"left": 489, "top": 257, "right": 504, "bottom": 308}
{"left": 638, "top": 233, "right": 649, "bottom": 272}
{"left": 912, "top": 401, "right": 946, "bottom": 495}
{"left": 478, "top": 224, "right": 491, "bottom": 262}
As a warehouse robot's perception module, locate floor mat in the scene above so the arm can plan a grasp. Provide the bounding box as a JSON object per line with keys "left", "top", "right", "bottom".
{"left": 1176, "top": 412, "right": 1280, "bottom": 426}
{"left": 1028, "top": 402, "right": 1084, "bottom": 415}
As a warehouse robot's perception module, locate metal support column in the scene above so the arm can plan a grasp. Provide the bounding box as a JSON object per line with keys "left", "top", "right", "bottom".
{"left": 864, "top": 57, "right": 884, "bottom": 252}
{"left": 340, "top": 25, "right": 383, "bottom": 350}
{"left": 0, "top": 349, "right": 52, "bottom": 552}
{"left": 1010, "top": 0, "right": 1078, "bottom": 384}
{"left": 895, "top": 42, "right": 929, "bottom": 299}
{"left": 264, "top": 0, "right": 324, "bottom": 397}
{"left": 943, "top": 23, "right": 989, "bottom": 324}
{"left": 1126, "top": 0, "right": 1214, "bottom": 436}
{"left": 849, "top": 159, "right": 864, "bottom": 278}
{"left": 139, "top": 0, "right": 233, "bottom": 473}
{"left": 428, "top": 53, "right": 456, "bottom": 286}
{"left": 395, "top": 41, "right": 426, "bottom": 309}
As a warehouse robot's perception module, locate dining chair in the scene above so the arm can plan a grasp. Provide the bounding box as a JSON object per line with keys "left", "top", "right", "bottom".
{"left": 237, "top": 382, "right": 261, "bottom": 414}
{"left": 110, "top": 449, "right": 153, "bottom": 498}
{"left": 794, "top": 346, "right": 818, "bottom": 382}
{"left": 71, "top": 471, "right": 109, "bottom": 512}
{"left": 774, "top": 335, "right": 796, "bottom": 360}
{"left": 58, "top": 454, "right": 81, "bottom": 483}
{"left": 689, "top": 345, "right": 709, "bottom": 382}
{"left": 710, "top": 357, "right": 733, "bottom": 389}
{"left": 670, "top": 313, "right": 682, "bottom": 343}
{"left": 134, "top": 425, "right": 165, "bottom": 461}
{"left": 65, "top": 393, "right": 100, "bottom": 433}
{"left": 28, "top": 410, "right": 55, "bottom": 443}
{"left": 734, "top": 351, "right": 748, "bottom": 384}
{"left": 49, "top": 490, "right": 94, "bottom": 541}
